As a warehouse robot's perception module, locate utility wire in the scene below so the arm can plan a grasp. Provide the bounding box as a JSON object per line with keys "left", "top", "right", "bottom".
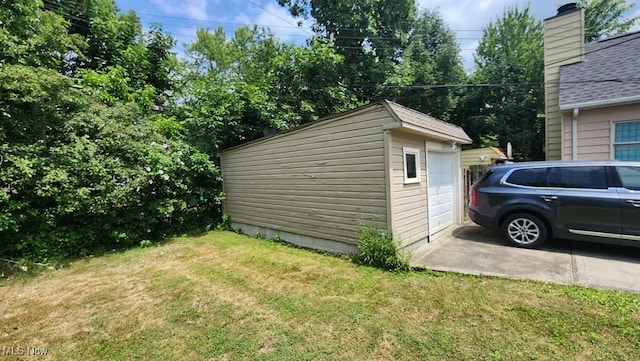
{"left": 38, "top": 1, "right": 640, "bottom": 78}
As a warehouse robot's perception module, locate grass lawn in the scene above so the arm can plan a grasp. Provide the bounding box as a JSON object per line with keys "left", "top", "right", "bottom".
{"left": 1, "top": 231, "right": 639, "bottom": 360}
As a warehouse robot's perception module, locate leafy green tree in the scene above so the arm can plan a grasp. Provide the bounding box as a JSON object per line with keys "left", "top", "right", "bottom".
{"left": 1, "top": 0, "right": 78, "bottom": 69}
{"left": 1, "top": 101, "right": 222, "bottom": 261}
{"left": 43, "top": 0, "right": 141, "bottom": 72}
{"left": 578, "top": 0, "right": 640, "bottom": 42}
{"left": 1, "top": 0, "right": 221, "bottom": 262}
{"left": 457, "top": 5, "right": 545, "bottom": 160}
{"left": 183, "top": 26, "right": 359, "bottom": 156}
{"left": 387, "top": 9, "right": 466, "bottom": 121}
{"left": 278, "top": 0, "right": 415, "bottom": 100}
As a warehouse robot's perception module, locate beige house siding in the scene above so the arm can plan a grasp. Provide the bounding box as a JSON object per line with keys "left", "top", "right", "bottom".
{"left": 544, "top": 8, "right": 585, "bottom": 160}
{"left": 388, "top": 131, "right": 429, "bottom": 247}
{"left": 461, "top": 147, "right": 506, "bottom": 169}
{"left": 561, "top": 103, "right": 640, "bottom": 160}
{"left": 221, "top": 107, "right": 390, "bottom": 249}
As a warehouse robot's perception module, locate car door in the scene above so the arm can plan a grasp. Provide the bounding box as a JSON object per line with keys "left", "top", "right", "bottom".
{"left": 537, "top": 166, "right": 620, "bottom": 243}
{"left": 615, "top": 166, "right": 640, "bottom": 247}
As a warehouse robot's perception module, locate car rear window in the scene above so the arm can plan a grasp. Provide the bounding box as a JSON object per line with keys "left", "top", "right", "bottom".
{"left": 506, "top": 168, "right": 547, "bottom": 187}
{"left": 548, "top": 166, "right": 608, "bottom": 189}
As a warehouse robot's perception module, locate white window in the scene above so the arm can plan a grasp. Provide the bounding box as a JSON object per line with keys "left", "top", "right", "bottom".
{"left": 614, "top": 121, "right": 640, "bottom": 161}
{"left": 402, "top": 147, "right": 420, "bottom": 184}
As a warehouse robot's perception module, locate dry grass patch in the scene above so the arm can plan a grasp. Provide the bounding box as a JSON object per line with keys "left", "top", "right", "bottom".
{"left": 1, "top": 231, "right": 640, "bottom": 360}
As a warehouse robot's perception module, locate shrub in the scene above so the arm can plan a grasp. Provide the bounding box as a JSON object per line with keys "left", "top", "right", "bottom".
{"left": 0, "top": 102, "right": 224, "bottom": 262}
{"left": 356, "top": 222, "right": 411, "bottom": 271}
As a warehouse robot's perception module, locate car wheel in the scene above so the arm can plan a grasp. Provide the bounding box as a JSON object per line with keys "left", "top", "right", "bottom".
{"left": 501, "top": 213, "right": 548, "bottom": 248}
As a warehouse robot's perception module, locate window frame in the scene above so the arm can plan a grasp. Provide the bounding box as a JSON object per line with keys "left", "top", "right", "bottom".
{"left": 615, "top": 166, "right": 640, "bottom": 191}
{"left": 612, "top": 120, "right": 640, "bottom": 161}
{"left": 402, "top": 147, "right": 421, "bottom": 184}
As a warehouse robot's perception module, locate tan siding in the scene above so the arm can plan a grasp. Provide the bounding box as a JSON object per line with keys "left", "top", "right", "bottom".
{"left": 562, "top": 103, "right": 640, "bottom": 160}
{"left": 461, "top": 148, "right": 505, "bottom": 169}
{"left": 544, "top": 9, "right": 585, "bottom": 160}
{"left": 221, "top": 109, "right": 390, "bottom": 245}
{"left": 389, "top": 131, "right": 429, "bottom": 246}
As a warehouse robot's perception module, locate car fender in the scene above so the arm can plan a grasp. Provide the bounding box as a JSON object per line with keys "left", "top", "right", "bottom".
{"left": 495, "top": 199, "right": 555, "bottom": 233}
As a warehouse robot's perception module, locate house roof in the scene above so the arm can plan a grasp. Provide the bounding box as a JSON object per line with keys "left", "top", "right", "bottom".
{"left": 559, "top": 31, "right": 640, "bottom": 110}
{"left": 461, "top": 146, "right": 507, "bottom": 158}
{"left": 381, "top": 100, "right": 472, "bottom": 144}
{"left": 221, "top": 100, "right": 472, "bottom": 153}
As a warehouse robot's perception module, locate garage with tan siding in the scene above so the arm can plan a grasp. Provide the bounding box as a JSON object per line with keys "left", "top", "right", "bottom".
{"left": 220, "top": 100, "right": 472, "bottom": 253}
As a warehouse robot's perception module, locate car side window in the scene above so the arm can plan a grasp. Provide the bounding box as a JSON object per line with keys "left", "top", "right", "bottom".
{"left": 548, "top": 166, "right": 608, "bottom": 189}
{"left": 616, "top": 166, "right": 640, "bottom": 191}
{"left": 505, "top": 168, "right": 547, "bottom": 186}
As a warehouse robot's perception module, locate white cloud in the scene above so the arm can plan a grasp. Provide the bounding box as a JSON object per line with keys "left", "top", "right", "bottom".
{"left": 417, "top": 0, "right": 564, "bottom": 72}
{"left": 150, "top": 0, "right": 211, "bottom": 21}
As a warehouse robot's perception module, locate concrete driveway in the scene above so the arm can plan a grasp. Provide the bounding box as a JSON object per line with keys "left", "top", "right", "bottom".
{"left": 411, "top": 223, "right": 640, "bottom": 293}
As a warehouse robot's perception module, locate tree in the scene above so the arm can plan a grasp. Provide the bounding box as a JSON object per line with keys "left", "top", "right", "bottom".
{"left": 1, "top": 0, "right": 221, "bottom": 262}
{"left": 43, "top": 0, "right": 141, "bottom": 72}
{"left": 182, "top": 26, "right": 359, "bottom": 156}
{"left": 388, "top": 9, "right": 466, "bottom": 121}
{"left": 457, "top": 5, "right": 545, "bottom": 160}
{"left": 578, "top": 0, "right": 640, "bottom": 42}
{"left": 278, "top": 0, "right": 415, "bottom": 101}
{"left": 1, "top": 0, "right": 77, "bottom": 69}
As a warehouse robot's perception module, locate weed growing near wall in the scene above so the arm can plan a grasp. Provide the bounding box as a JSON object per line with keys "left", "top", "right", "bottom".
{"left": 356, "top": 222, "right": 410, "bottom": 271}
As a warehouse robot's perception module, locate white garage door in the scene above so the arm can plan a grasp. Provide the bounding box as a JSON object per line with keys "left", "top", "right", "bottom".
{"left": 427, "top": 152, "right": 455, "bottom": 234}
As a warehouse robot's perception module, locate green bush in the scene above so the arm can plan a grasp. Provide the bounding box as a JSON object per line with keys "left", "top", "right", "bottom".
{"left": 356, "top": 222, "right": 411, "bottom": 271}
{"left": 0, "top": 102, "right": 224, "bottom": 262}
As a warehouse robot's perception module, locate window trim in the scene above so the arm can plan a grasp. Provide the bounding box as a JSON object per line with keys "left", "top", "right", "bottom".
{"left": 612, "top": 120, "right": 640, "bottom": 161}
{"left": 402, "top": 147, "right": 421, "bottom": 184}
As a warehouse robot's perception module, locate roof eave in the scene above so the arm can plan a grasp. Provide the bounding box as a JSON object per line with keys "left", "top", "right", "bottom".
{"left": 560, "top": 94, "right": 640, "bottom": 111}
{"left": 383, "top": 122, "right": 473, "bottom": 144}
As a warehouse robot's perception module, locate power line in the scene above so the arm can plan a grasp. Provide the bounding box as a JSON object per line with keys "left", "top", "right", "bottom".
{"left": 38, "top": 1, "right": 640, "bottom": 73}
{"left": 42, "top": 1, "right": 623, "bottom": 47}
{"left": 241, "top": 0, "right": 312, "bottom": 36}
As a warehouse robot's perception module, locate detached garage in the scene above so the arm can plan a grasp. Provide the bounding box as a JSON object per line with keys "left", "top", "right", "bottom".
{"left": 219, "top": 100, "right": 472, "bottom": 253}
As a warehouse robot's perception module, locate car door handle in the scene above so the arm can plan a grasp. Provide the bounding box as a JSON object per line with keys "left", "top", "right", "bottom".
{"left": 625, "top": 200, "right": 640, "bottom": 207}
{"left": 540, "top": 195, "right": 558, "bottom": 202}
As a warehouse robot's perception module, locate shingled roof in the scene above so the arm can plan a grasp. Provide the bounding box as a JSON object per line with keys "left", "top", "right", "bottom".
{"left": 221, "top": 100, "right": 472, "bottom": 153}
{"left": 559, "top": 31, "right": 640, "bottom": 110}
{"left": 382, "top": 100, "right": 472, "bottom": 144}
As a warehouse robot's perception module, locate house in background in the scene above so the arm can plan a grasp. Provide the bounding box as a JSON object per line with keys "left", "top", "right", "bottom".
{"left": 461, "top": 146, "right": 508, "bottom": 170}
{"left": 461, "top": 146, "right": 508, "bottom": 198}
{"left": 220, "top": 100, "right": 472, "bottom": 254}
{"left": 544, "top": 3, "right": 640, "bottom": 161}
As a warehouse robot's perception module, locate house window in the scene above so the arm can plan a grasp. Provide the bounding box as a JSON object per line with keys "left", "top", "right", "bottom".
{"left": 614, "top": 121, "right": 640, "bottom": 161}
{"left": 402, "top": 147, "right": 420, "bottom": 184}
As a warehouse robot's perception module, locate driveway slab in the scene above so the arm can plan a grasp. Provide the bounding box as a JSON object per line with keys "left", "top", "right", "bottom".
{"left": 412, "top": 223, "right": 640, "bottom": 293}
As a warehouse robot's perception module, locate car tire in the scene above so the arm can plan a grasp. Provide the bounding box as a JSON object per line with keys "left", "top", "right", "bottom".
{"left": 501, "top": 213, "right": 548, "bottom": 248}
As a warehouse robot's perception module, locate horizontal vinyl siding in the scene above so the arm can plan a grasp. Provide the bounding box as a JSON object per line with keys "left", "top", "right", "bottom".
{"left": 221, "top": 109, "right": 391, "bottom": 245}
{"left": 389, "top": 131, "right": 429, "bottom": 246}
{"left": 544, "top": 9, "right": 584, "bottom": 160}
{"left": 461, "top": 148, "right": 500, "bottom": 168}
{"left": 569, "top": 104, "right": 640, "bottom": 160}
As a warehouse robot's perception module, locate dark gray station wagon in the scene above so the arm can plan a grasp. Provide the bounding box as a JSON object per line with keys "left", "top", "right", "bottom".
{"left": 468, "top": 161, "right": 640, "bottom": 248}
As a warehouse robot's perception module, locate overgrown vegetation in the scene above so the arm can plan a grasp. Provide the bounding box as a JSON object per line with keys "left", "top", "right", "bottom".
{"left": 2, "top": 231, "right": 639, "bottom": 360}
{"left": 1, "top": 0, "right": 638, "bottom": 262}
{"left": 356, "top": 222, "right": 411, "bottom": 271}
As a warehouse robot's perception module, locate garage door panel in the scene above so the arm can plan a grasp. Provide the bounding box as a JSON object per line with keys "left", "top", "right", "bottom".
{"left": 428, "top": 152, "right": 455, "bottom": 234}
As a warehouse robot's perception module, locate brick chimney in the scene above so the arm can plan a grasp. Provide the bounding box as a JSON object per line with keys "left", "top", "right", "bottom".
{"left": 543, "top": 3, "right": 585, "bottom": 160}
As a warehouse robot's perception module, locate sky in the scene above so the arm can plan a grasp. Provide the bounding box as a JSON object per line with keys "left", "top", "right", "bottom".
{"left": 114, "top": 0, "right": 640, "bottom": 72}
